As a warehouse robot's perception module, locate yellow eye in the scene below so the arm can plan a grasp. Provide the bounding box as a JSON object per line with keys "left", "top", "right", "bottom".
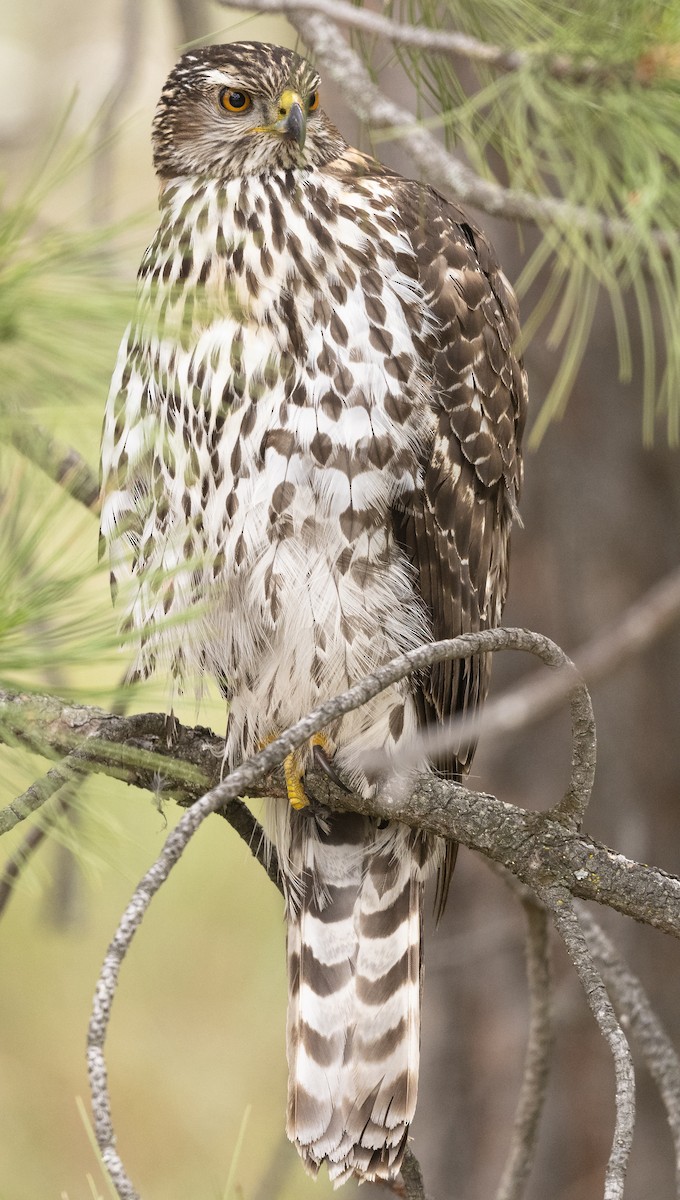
{"left": 220, "top": 89, "right": 252, "bottom": 113}
{"left": 308, "top": 91, "right": 319, "bottom": 112}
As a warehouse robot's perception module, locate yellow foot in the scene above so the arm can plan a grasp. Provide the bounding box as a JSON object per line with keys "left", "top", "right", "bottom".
{"left": 284, "top": 753, "right": 309, "bottom": 810}
{"left": 261, "top": 731, "right": 337, "bottom": 811}
{"left": 310, "top": 731, "right": 335, "bottom": 756}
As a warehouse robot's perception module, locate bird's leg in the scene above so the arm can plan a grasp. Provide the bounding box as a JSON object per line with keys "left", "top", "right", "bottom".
{"left": 257, "top": 732, "right": 310, "bottom": 810}
{"left": 260, "top": 731, "right": 340, "bottom": 810}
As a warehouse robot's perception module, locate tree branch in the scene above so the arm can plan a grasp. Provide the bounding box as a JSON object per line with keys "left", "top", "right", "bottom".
{"left": 495, "top": 893, "right": 553, "bottom": 1200}
{"left": 581, "top": 909, "right": 680, "bottom": 1189}
{"left": 1, "top": 620, "right": 679, "bottom": 938}
{"left": 400, "top": 1146, "right": 430, "bottom": 1200}
{"left": 0, "top": 792, "right": 71, "bottom": 917}
{"left": 226, "top": 1, "right": 675, "bottom": 258}
{"left": 366, "top": 626, "right": 595, "bottom": 831}
{"left": 219, "top": 0, "right": 620, "bottom": 84}
{"left": 0, "top": 625, "right": 670, "bottom": 1197}
{"left": 0, "top": 753, "right": 84, "bottom": 835}
{"left": 541, "top": 888, "right": 635, "bottom": 1199}
{"left": 386, "top": 565, "right": 680, "bottom": 819}
{"left": 5, "top": 418, "right": 101, "bottom": 512}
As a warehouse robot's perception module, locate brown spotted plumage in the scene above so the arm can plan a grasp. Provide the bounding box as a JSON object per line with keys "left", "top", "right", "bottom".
{"left": 100, "top": 41, "right": 526, "bottom": 1187}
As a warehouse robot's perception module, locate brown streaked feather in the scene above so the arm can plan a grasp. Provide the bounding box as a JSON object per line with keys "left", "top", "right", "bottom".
{"left": 390, "top": 181, "right": 527, "bottom": 913}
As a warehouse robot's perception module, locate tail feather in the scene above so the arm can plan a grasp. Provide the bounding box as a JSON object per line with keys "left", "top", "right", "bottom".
{"left": 282, "top": 807, "right": 441, "bottom": 1185}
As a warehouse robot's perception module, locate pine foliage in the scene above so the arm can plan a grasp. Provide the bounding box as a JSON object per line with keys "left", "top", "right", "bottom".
{"left": 0, "top": 136, "right": 133, "bottom": 697}
{"left": 361, "top": 0, "right": 680, "bottom": 442}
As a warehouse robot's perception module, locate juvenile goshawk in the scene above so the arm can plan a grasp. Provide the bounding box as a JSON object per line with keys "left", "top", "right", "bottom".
{"left": 100, "top": 41, "right": 527, "bottom": 1186}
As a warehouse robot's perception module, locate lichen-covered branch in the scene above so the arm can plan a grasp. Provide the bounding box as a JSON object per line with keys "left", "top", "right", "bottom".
{"left": 581, "top": 908, "right": 680, "bottom": 1189}
{"left": 3, "top": 624, "right": 677, "bottom": 1199}
{"left": 1, "top": 623, "right": 679, "bottom": 937}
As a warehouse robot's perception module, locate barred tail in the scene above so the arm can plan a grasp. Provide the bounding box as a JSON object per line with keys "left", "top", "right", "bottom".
{"left": 284, "top": 809, "right": 433, "bottom": 1186}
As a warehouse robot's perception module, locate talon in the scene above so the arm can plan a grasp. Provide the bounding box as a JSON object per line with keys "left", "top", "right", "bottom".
{"left": 312, "top": 741, "right": 350, "bottom": 793}
{"left": 265, "top": 731, "right": 341, "bottom": 809}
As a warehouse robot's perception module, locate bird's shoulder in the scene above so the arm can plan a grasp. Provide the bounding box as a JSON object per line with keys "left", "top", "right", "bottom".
{"left": 323, "top": 150, "right": 522, "bottom": 348}
{"left": 322, "top": 149, "right": 526, "bottom": 490}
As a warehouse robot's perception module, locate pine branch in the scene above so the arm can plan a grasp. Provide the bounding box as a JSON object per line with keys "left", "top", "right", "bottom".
{"left": 223, "top": 0, "right": 676, "bottom": 259}
{"left": 2, "top": 628, "right": 679, "bottom": 936}
{"left": 0, "top": 753, "right": 84, "bottom": 835}
{"left": 0, "top": 792, "right": 70, "bottom": 918}
{"left": 5, "top": 418, "right": 101, "bottom": 512}
{"left": 222, "top": 0, "right": 622, "bottom": 84}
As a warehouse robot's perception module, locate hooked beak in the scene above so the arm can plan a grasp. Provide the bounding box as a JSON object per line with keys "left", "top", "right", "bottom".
{"left": 272, "top": 89, "right": 307, "bottom": 149}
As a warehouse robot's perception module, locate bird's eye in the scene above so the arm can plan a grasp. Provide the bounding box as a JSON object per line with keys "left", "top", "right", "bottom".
{"left": 308, "top": 91, "right": 319, "bottom": 112}
{"left": 220, "top": 89, "right": 252, "bottom": 113}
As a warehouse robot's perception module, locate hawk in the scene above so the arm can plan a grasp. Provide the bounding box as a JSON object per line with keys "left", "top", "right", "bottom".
{"left": 100, "top": 41, "right": 526, "bottom": 1186}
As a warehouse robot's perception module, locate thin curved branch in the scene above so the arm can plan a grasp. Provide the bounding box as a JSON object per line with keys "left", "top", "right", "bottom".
{"left": 495, "top": 894, "right": 553, "bottom": 1200}
{"left": 83, "top": 632, "right": 590, "bottom": 1197}
{"left": 581, "top": 908, "right": 680, "bottom": 1188}
{"left": 0, "top": 753, "right": 83, "bottom": 835}
{"left": 259, "top": 5, "right": 676, "bottom": 259}
{"left": 368, "top": 626, "right": 595, "bottom": 830}
{"left": 383, "top": 564, "right": 680, "bottom": 829}
{"left": 542, "top": 888, "right": 635, "bottom": 1199}
{"left": 87, "top": 672, "right": 434, "bottom": 1198}
{"left": 219, "top": 0, "right": 618, "bottom": 83}
{"left": 0, "top": 792, "right": 70, "bottom": 917}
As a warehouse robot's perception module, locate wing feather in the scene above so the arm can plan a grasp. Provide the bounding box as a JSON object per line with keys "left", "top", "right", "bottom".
{"left": 389, "top": 183, "right": 527, "bottom": 906}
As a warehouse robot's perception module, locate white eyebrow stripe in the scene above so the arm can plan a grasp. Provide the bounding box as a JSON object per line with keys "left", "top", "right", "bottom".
{"left": 203, "top": 69, "right": 243, "bottom": 88}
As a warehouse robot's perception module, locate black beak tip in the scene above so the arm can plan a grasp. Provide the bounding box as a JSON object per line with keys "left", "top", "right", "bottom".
{"left": 285, "top": 102, "right": 306, "bottom": 149}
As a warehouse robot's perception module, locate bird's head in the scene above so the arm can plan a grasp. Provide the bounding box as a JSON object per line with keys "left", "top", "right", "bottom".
{"left": 152, "top": 41, "right": 346, "bottom": 181}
